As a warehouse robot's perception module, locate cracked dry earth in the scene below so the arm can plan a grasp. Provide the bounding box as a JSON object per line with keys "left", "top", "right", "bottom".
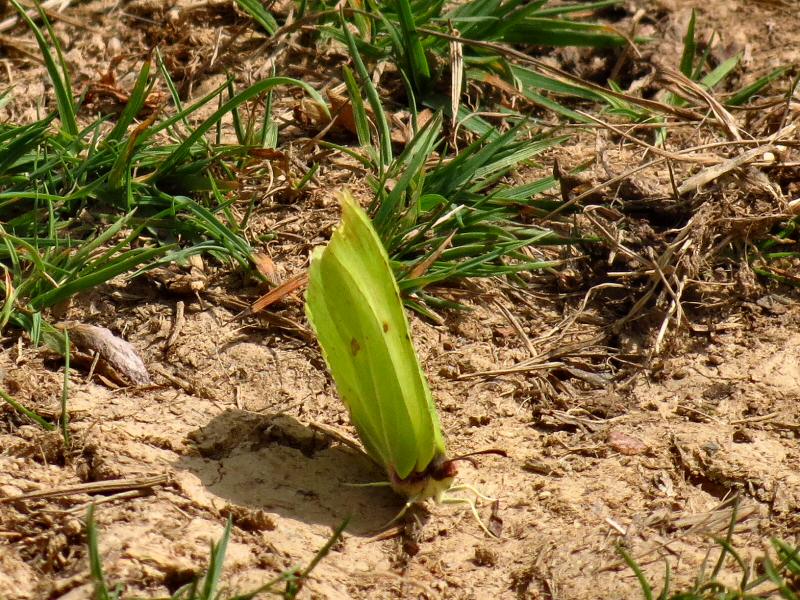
{"left": 2, "top": 291, "right": 800, "bottom": 598}
{"left": 2, "top": 0, "right": 800, "bottom": 598}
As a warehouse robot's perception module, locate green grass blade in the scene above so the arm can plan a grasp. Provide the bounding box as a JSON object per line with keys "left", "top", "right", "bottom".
{"left": 342, "top": 65, "right": 372, "bottom": 149}
{"left": 0, "top": 387, "right": 56, "bottom": 430}
{"left": 446, "top": 0, "right": 533, "bottom": 41}
{"left": 395, "top": 0, "right": 430, "bottom": 92}
{"left": 710, "top": 498, "right": 739, "bottom": 579}
{"left": 105, "top": 60, "right": 153, "bottom": 143}
{"left": 763, "top": 555, "right": 798, "bottom": 600}
{"left": 226, "top": 77, "right": 246, "bottom": 144}
{"left": 169, "top": 197, "right": 252, "bottom": 265}
{"left": 199, "top": 517, "right": 232, "bottom": 600}
{"left": 227, "top": 519, "right": 349, "bottom": 600}
{"left": 31, "top": 246, "right": 171, "bottom": 309}
{"left": 775, "top": 539, "right": 800, "bottom": 575}
{"left": 67, "top": 211, "right": 138, "bottom": 267}
{"left": 700, "top": 54, "right": 740, "bottom": 90}
{"left": 500, "top": 18, "right": 627, "bottom": 47}
{"left": 299, "top": 517, "right": 349, "bottom": 580}
{"left": 618, "top": 545, "right": 653, "bottom": 600}
{"left": 152, "top": 77, "right": 328, "bottom": 180}
{"left": 9, "top": 0, "right": 78, "bottom": 136}
{"left": 340, "top": 9, "right": 393, "bottom": 166}
{"left": 0, "top": 229, "right": 52, "bottom": 282}
{"left": 350, "top": 0, "right": 373, "bottom": 39}
{"left": 536, "top": 0, "right": 620, "bottom": 16}
{"left": 86, "top": 504, "right": 113, "bottom": 600}
{"left": 656, "top": 560, "right": 671, "bottom": 600}
{"left": 235, "top": 0, "right": 279, "bottom": 34}
{"left": 679, "top": 9, "right": 697, "bottom": 77}
{"left": 508, "top": 64, "right": 604, "bottom": 101}
{"left": 727, "top": 66, "right": 790, "bottom": 106}
{"left": 0, "top": 117, "right": 54, "bottom": 175}
{"left": 154, "top": 48, "right": 192, "bottom": 134}
{"left": 374, "top": 113, "right": 442, "bottom": 236}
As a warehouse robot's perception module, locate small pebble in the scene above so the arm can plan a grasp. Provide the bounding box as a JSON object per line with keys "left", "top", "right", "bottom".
{"left": 473, "top": 546, "right": 498, "bottom": 567}
{"left": 107, "top": 37, "right": 122, "bottom": 58}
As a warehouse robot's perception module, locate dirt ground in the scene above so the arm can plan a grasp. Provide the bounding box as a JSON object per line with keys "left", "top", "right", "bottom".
{"left": 2, "top": 0, "right": 800, "bottom": 598}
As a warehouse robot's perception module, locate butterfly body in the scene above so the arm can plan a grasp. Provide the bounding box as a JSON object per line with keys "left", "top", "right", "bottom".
{"left": 389, "top": 453, "right": 457, "bottom": 501}
{"left": 306, "top": 192, "right": 498, "bottom": 535}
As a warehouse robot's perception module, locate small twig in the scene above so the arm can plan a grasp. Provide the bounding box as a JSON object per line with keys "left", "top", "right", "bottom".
{"left": 86, "top": 351, "right": 101, "bottom": 382}
{"left": 575, "top": 109, "right": 720, "bottom": 165}
{"left": 729, "top": 412, "right": 781, "bottom": 425}
{"left": 0, "top": 33, "right": 40, "bottom": 61}
{"left": 60, "top": 489, "right": 150, "bottom": 515}
{"left": 164, "top": 300, "right": 185, "bottom": 353}
{"left": 677, "top": 144, "right": 775, "bottom": 196}
{"left": 152, "top": 365, "right": 218, "bottom": 400}
{"left": 448, "top": 25, "right": 463, "bottom": 138}
{"left": 545, "top": 409, "right": 625, "bottom": 433}
{"left": 0, "top": 0, "right": 69, "bottom": 33}
{"left": 406, "top": 231, "right": 456, "bottom": 280}
{"left": 605, "top": 517, "right": 627, "bottom": 535}
{"left": 676, "top": 404, "right": 723, "bottom": 424}
{"left": 654, "top": 274, "right": 687, "bottom": 354}
{"left": 494, "top": 300, "right": 535, "bottom": 356}
{"left": 308, "top": 421, "right": 377, "bottom": 466}
{"left": 240, "top": 272, "right": 309, "bottom": 318}
{"left": 457, "top": 360, "right": 564, "bottom": 379}
{"left": 1, "top": 474, "right": 169, "bottom": 503}
{"left": 657, "top": 66, "right": 742, "bottom": 141}
{"left": 548, "top": 132, "right": 796, "bottom": 219}
{"left": 535, "top": 283, "right": 622, "bottom": 345}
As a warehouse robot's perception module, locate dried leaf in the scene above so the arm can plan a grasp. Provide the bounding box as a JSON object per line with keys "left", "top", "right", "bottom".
{"left": 406, "top": 231, "right": 455, "bottom": 280}
{"left": 607, "top": 429, "right": 648, "bottom": 456}
{"left": 67, "top": 324, "right": 151, "bottom": 386}
{"left": 327, "top": 87, "right": 360, "bottom": 137}
{"left": 250, "top": 272, "right": 308, "bottom": 314}
{"left": 295, "top": 98, "right": 331, "bottom": 129}
{"left": 252, "top": 252, "right": 280, "bottom": 287}
{"left": 488, "top": 500, "right": 503, "bottom": 538}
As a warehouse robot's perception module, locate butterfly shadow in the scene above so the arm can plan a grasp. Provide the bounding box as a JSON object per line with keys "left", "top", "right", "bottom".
{"left": 175, "top": 409, "right": 403, "bottom": 536}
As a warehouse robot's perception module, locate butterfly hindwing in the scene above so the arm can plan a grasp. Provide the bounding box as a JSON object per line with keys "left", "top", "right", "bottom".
{"left": 306, "top": 192, "right": 446, "bottom": 479}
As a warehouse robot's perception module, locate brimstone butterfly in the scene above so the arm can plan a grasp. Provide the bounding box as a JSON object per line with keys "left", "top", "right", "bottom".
{"left": 305, "top": 192, "right": 501, "bottom": 534}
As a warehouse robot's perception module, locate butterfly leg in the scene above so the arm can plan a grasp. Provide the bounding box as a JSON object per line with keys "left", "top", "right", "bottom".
{"left": 387, "top": 498, "right": 414, "bottom": 525}
{"left": 447, "top": 483, "right": 496, "bottom": 503}
{"left": 379, "top": 495, "right": 422, "bottom": 531}
{"left": 439, "top": 493, "right": 497, "bottom": 538}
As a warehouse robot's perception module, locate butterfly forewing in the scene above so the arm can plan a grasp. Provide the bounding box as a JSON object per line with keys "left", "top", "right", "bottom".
{"left": 306, "top": 193, "right": 446, "bottom": 480}
{"left": 307, "top": 248, "right": 388, "bottom": 466}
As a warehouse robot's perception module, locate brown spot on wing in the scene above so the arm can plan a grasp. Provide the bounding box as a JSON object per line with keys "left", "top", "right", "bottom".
{"left": 351, "top": 338, "right": 361, "bottom": 356}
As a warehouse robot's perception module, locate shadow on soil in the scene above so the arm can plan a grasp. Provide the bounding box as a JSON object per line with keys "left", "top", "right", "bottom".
{"left": 175, "top": 409, "right": 402, "bottom": 535}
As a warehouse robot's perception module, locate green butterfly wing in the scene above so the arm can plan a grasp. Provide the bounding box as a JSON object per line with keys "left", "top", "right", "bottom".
{"left": 305, "top": 192, "right": 446, "bottom": 480}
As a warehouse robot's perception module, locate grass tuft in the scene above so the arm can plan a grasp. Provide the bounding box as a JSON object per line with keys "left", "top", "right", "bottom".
{"left": 621, "top": 536, "right": 800, "bottom": 599}
{"left": 84, "top": 505, "right": 348, "bottom": 599}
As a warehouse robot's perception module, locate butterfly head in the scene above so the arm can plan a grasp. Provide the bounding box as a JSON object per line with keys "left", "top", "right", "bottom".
{"left": 388, "top": 453, "right": 457, "bottom": 502}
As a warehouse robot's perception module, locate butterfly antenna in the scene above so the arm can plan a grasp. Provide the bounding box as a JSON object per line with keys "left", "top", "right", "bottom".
{"left": 448, "top": 483, "right": 496, "bottom": 503}
{"left": 449, "top": 449, "right": 508, "bottom": 462}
